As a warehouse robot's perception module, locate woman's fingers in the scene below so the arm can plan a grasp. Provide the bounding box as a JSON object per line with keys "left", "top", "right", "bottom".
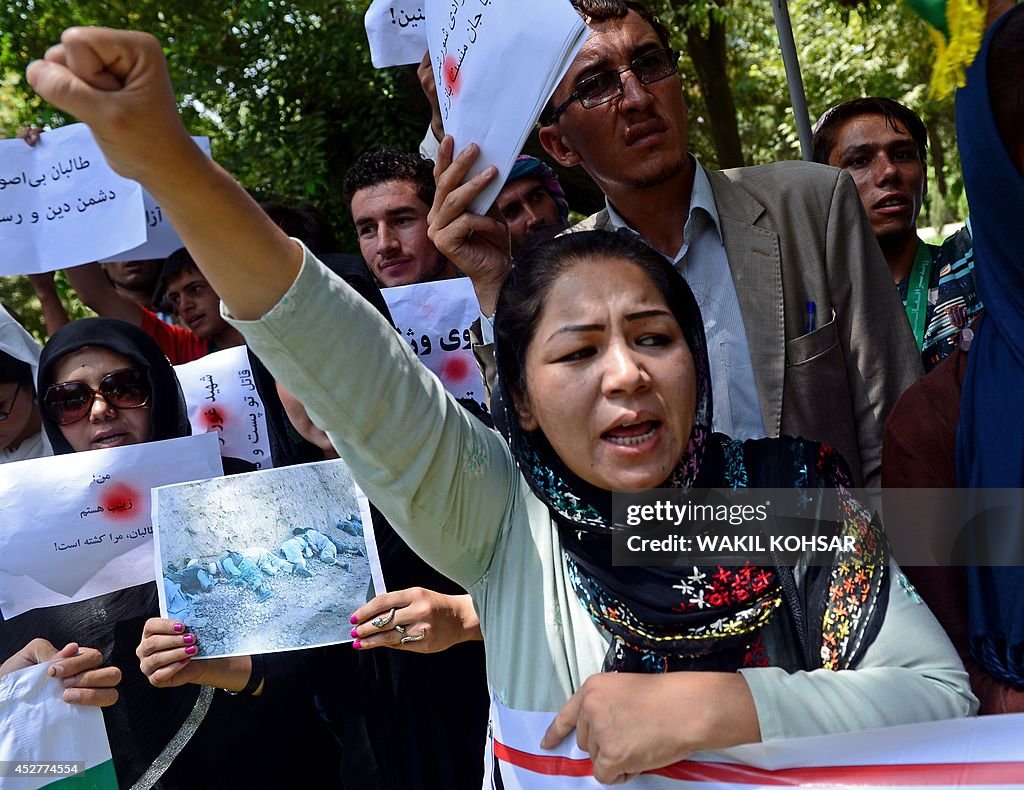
{"left": 540, "top": 689, "right": 582, "bottom": 750}
{"left": 137, "top": 620, "right": 199, "bottom": 684}
{"left": 49, "top": 645, "right": 103, "bottom": 678}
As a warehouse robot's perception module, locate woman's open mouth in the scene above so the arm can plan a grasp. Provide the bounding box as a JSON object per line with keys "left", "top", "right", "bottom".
{"left": 602, "top": 420, "right": 659, "bottom": 446}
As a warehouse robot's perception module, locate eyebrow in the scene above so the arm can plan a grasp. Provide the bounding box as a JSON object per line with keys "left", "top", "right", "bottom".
{"left": 354, "top": 206, "right": 420, "bottom": 225}
{"left": 545, "top": 309, "right": 673, "bottom": 341}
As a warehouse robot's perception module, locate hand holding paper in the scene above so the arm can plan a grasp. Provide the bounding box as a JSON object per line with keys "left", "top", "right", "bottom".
{"left": 428, "top": 137, "right": 511, "bottom": 316}
{"left": 0, "top": 640, "right": 121, "bottom": 707}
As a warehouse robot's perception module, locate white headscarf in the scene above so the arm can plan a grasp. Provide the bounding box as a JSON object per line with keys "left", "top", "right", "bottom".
{"left": 0, "top": 305, "right": 51, "bottom": 463}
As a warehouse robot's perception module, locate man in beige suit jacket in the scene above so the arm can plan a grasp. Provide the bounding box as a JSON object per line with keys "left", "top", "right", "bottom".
{"left": 428, "top": 0, "right": 921, "bottom": 488}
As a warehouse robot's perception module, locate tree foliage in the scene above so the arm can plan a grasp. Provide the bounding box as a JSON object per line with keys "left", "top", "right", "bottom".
{"left": 0, "top": 0, "right": 963, "bottom": 333}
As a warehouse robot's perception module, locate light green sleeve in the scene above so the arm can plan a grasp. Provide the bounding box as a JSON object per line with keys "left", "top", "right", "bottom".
{"left": 224, "top": 244, "right": 518, "bottom": 588}
{"left": 740, "top": 561, "right": 977, "bottom": 740}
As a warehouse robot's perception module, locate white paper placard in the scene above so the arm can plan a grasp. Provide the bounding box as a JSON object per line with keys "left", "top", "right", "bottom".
{"left": 382, "top": 277, "right": 485, "bottom": 407}
{"left": 425, "top": 0, "right": 587, "bottom": 213}
{"left": 175, "top": 345, "right": 273, "bottom": 469}
{"left": 365, "top": 0, "right": 428, "bottom": 67}
{"left": 0, "top": 433, "right": 223, "bottom": 618}
{"left": 0, "top": 123, "right": 146, "bottom": 274}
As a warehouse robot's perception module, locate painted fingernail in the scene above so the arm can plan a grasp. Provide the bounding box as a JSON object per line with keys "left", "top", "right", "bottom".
{"left": 184, "top": 646, "right": 197, "bottom": 656}
{"left": 173, "top": 623, "right": 184, "bottom": 633}
{"left": 179, "top": 658, "right": 190, "bottom": 666}
{"left": 349, "top": 614, "right": 358, "bottom": 625}
{"left": 182, "top": 634, "right": 195, "bottom": 645}
{"left": 349, "top": 628, "right": 359, "bottom": 639}
{"left": 352, "top": 640, "right": 362, "bottom": 650}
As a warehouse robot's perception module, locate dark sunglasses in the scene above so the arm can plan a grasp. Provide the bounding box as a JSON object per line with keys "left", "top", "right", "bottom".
{"left": 0, "top": 380, "right": 20, "bottom": 422}
{"left": 44, "top": 368, "right": 151, "bottom": 426}
{"left": 543, "top": 47, "right": 680, "bottom": 124}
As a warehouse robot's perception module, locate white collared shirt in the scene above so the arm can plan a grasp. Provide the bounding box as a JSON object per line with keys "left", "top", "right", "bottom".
{"left": 606, "top": 159, "right": 766, "bottom": 440}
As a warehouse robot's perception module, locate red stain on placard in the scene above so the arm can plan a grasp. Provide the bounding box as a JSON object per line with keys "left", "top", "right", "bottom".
{"left": 200, "top": 406, "right": 228, "bottom": 432}
{"left": 441, "top": 356, "right": 470, "bottom": 383}
{"left": 443, "top": 55, "right": 462, "bottom": 96}
{"left": 101, "top": 483, "right": 143, "bottom": 521}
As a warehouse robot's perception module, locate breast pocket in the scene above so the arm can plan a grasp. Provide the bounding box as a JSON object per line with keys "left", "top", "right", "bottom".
{"left": 786, "top": 314, "right": 839, "bottom": 366}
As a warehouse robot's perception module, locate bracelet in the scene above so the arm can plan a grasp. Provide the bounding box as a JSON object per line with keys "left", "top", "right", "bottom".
{"left": 230, "top": 653, "right": 264, "bottom": 696}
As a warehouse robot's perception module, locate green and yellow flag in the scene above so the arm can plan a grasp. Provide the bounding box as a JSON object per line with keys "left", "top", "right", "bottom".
{"left": 906, "top": 0, "right": 988, "bottom": 98}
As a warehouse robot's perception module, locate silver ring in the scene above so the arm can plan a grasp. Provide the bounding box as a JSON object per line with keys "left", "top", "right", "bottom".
{"left": 370, "top": 608, "right": 396, "bottom": 628}
{"left": 394, "top": 624, "right": 407, "bottom": 634}
{"left": 400, "top": 629, "right": 426, "bottom": 645}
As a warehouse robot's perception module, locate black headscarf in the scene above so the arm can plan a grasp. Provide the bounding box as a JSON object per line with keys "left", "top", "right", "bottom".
{"left": 37, "top": 317, "right": 191, "bottom": 454}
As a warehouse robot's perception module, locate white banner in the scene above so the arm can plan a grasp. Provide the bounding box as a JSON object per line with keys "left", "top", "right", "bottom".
{"left": 0, "top": 434, "right": 223, "bottom": 618}
{"left": 0, "top": 124, "right": 146, "bottom": 274}
{"left": 425, "top": 0, "right": 587, "bottom": 213}
{"left": 382, "top": 277, "right": 485, "bottom": 406}
{"left": 0, "top": 660, "right": 116, "bottom": 790}
{"left": 493, "top": 700, "right": 1024, "bottom": 788}
{"left": 365, "top": 0, "right": 428, "bottom": 67}
{"left": 101, "top": 136, "right": 212, "bottom": 262}
{"left": 175, "top": 346, "right": 273, "bottom": 469}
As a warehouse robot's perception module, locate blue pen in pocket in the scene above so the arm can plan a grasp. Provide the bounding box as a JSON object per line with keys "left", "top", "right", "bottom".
{"left": 806, "top": 300, "right": 817, "bottom": 333}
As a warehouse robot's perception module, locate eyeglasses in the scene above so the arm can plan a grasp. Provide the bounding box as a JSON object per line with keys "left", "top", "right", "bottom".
{"left": 0, "top": 381, "right": 20, "bottom": 422}
{"left": 44, "top": 368, "right": 151, "bottom": 426}
{"left": 543, "top": 48, "right": 680, "bottom": 124}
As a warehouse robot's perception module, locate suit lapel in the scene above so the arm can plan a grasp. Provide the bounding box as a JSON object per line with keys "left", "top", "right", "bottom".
{"left": 707, "top": 169, "right": 784, "bottom": 435}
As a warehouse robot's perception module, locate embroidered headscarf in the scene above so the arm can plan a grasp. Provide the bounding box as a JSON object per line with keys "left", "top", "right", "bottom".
{"left": 493, "top": 230, "right": 782, "bottom": 672}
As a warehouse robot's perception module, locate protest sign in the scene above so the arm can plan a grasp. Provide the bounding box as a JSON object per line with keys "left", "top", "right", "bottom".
{"left": 175, "top": 345, "right": 273, "bottom": 469}
{"left": 101, "top": 137, "right": 212, "bottom": 262}
{"left": 425, "top": 0, "right": 587, "bottom": 213}
{"left": 0, "top": 124, "right": 146, "bottom": 274}
{"left": 0, "top": 433, "right": 223, "bottom": 619}
{"left": 492, "top": 700, "right": 1024, "bottom": 788}
{"left": 0, "top": 660, "right": 116, "bottom": 790}
{"left": 365, "top": 0, "right": 428, "bottom": 67}
{"left": 153, "top": 459, "right": 377, "bottom": 658}
{"left": 382, "top": 277, "right": 485, "bottom": 408}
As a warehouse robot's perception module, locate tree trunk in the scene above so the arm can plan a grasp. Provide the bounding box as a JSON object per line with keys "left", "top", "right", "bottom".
{"left": 685, "top": 7, "right": 745, "bottom": 169}
{"left": 925, "top": 115, "right": 949, "bottom": 226}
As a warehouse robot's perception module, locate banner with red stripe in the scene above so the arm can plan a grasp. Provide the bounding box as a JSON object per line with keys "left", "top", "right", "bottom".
{"left": 490, "top": 699, "right": 1024, "bottom": 789}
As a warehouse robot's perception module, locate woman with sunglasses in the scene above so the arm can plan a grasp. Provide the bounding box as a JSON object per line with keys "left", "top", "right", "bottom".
{"left": 1, "top": 317, "right": 341, "bottom": 788}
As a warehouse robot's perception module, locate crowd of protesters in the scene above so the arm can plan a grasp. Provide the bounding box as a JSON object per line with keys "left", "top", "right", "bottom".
{"left": 1, "top": 0, "right": 1022, "bottom": 786}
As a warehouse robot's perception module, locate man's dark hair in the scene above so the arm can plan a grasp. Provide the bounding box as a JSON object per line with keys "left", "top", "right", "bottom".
{"left": 571, "top": 0, "right": 670, "bottom": 47}
{"left": 540, "top": 0, "right": 672, "bottom": 125}
{"left": 989, "top": 9, "right": 1024, "bottom": 171}
{"left": 152, "top": 248, "right": 199, "bottom": 311}
{"left": 261, "top": 202, "right": 339, "bottom": 257}
{"left": 342, "top": 148, "right": 435, "bottom": 210}
{"left": 811, "top": 97, "right": 928, "bottom": 165}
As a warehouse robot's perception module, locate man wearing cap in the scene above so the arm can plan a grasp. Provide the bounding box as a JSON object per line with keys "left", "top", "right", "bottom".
{"left": 495, "top": 155, "right": 571, "bottom": 250}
